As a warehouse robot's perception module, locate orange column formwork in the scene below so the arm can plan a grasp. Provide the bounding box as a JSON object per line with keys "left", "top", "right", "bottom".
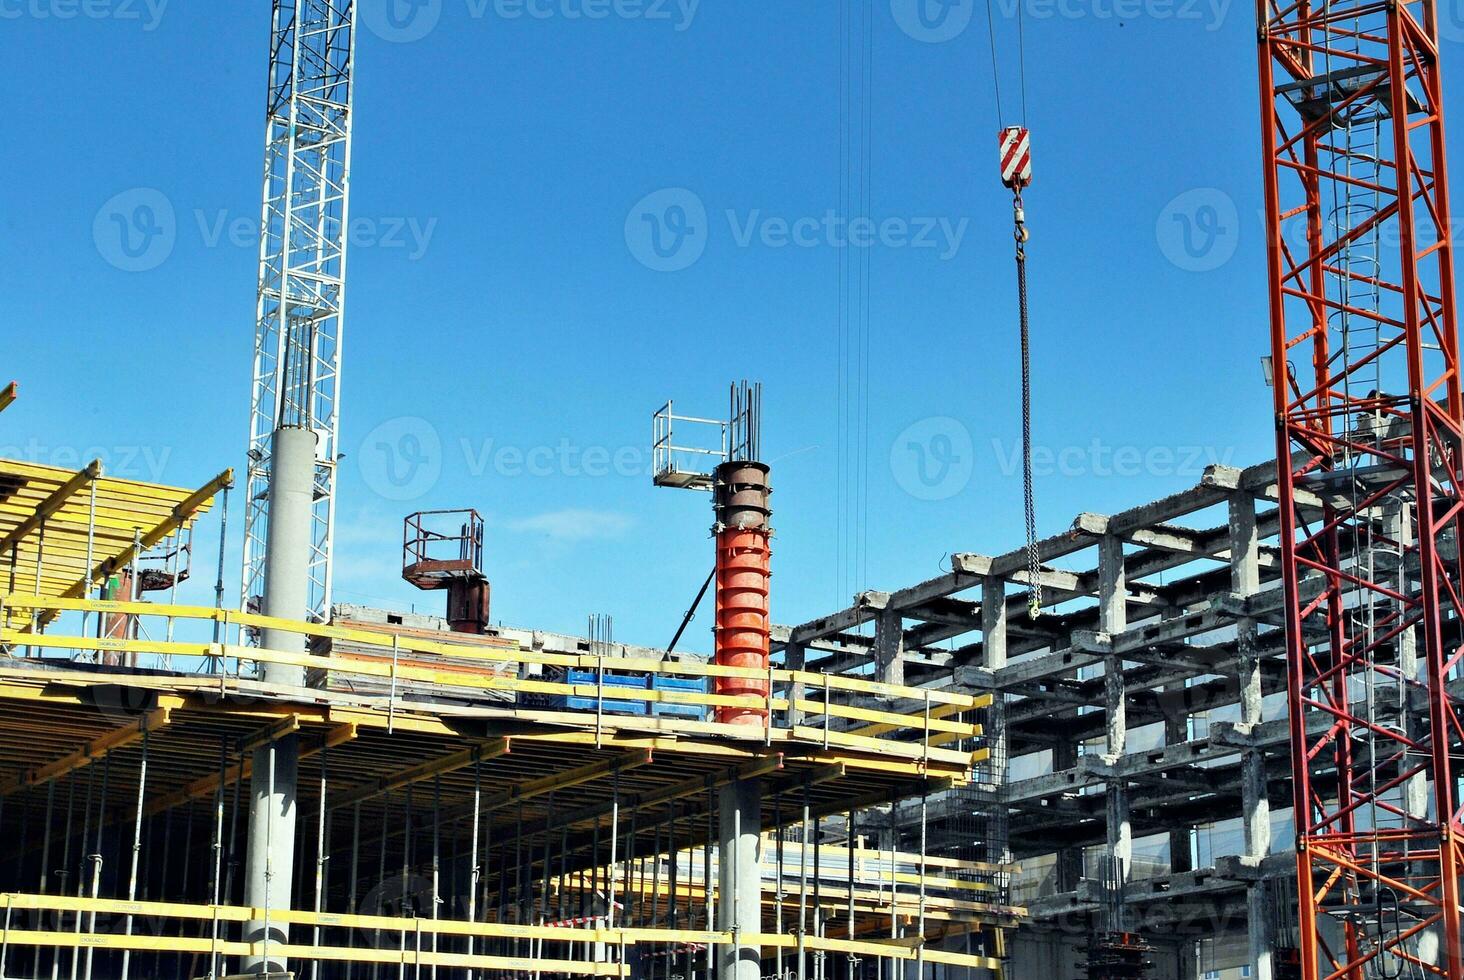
{"left": 712, "top": 461, "right": 772, "bottom": 726}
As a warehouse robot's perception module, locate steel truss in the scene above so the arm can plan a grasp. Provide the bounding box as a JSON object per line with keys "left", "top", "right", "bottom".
{"left": 242, "top": 0, "right": 356, "bottom": 625}
{"left": 1258, "top": 0, "right": 1464, "bottom": 972}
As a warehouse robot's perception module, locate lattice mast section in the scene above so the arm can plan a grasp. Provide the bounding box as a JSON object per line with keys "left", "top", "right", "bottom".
{"left": 242, "top": 0, "right": 356, "bottom": 625}
{"left": 1258, "top": 0, "right": 1464, "bottom": 971}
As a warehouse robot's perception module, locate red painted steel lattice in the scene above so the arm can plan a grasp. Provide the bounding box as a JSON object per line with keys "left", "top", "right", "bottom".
{"left": 1259, "top": 0, "right": 1464, "bottom": 972}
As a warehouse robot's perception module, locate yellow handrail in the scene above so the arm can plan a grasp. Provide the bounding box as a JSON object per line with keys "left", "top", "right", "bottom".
{"left": 0, "top": 891, "right": 1012, "bottom": 972}
{"left": 0, "top": 595, "right": 992, "bottom": 764}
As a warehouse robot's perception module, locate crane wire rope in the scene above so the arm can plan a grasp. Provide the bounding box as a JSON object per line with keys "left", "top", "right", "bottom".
{"left": 834, "top": 0, "right": 876, "bottom": 605}
{"left": 985, "top": 0, "right": 1005, "bottom": 128}
{"left": 859, "top": 0, "right": 875, "bottom": 598}
{"left": 987, "top": 0, "right": 1039, "bottom": 615}
{"left": 1015, "top": 199, "right": 1038, "bottom": 617}
{"left": 836, "top": 0, "right": 851, "bottom": 605}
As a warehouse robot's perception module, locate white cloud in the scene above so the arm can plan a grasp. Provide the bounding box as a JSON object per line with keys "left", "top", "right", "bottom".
{"left": 502, "top": 508, "right": 634, "bottom": 543}
{"left": 330, "top": 505, "right": 409, "bottom": 591}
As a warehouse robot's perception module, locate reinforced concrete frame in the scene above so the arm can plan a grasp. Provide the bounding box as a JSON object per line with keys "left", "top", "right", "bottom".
{"left": 773, "top": 456, "right": 1330, "bottom": 979}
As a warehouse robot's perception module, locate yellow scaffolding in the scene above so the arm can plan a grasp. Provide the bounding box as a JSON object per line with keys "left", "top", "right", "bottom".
{"left": 0, "top": 458, "right": 229, "bottom": 629}
{"left": 0, "top": 658, "right": 1015, "bottom": 974}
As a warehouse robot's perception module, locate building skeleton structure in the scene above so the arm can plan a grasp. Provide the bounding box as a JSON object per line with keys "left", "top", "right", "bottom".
{"left": 777, "top": 456, "right": 1313, "bottom": 979}
{"left": 0, "top": 359, "right": 1325, "bottom": 980}
{"left": 29, "top": 0, "right": 1447, "bottom": 971}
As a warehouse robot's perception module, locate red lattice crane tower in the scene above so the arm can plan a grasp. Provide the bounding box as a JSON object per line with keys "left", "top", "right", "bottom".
{"left": 1260, "top": 0, "right": 1464, "bottom": 970}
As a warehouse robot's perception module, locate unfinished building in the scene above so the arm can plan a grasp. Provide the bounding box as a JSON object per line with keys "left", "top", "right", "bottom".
{"left": 777, "top": 458, "right": 1305, "bottom": 978}
{"left": 12, "top": 0, "right": 1464, "bottom": 965}
{"left": 0, "top": 385, "right": 1017, "bottom": 978}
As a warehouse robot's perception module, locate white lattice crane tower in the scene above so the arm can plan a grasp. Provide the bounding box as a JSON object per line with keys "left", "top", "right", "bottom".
{"left": 241, "top": 0, "right": 356, "bottom": 625}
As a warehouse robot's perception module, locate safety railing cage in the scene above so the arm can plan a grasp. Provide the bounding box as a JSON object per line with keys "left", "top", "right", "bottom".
{"left": 402, "top": 509, "right": 485, "bottom": 589}
{"left": 651, "top": 400, "right": 728, "bottom": 491}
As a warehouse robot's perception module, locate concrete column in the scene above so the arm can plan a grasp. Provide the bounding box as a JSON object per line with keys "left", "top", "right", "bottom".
{"left": 981, "top": 575, "right": 1012, "bottom": 880}
{"left": 1385, "top": 500, "right": 1439, "bottom": 966}
{"left": 1054, "top": 738, "right": 1085, "bottom": 892}
{"left": 1175, "top": 938, "right": 1199, "bottom": 980}
{"left": 259, "top": 425, "right": 316, "bottom": 683}
{"left": 874, "top": 608, "right": 905, "bottom": 686}
{"left": 1230, "top": 493, "right": 1273, "bottom": 980}
{"left": 242, "top": 734, "right": 300, "bottom": 975}
{"left": 786, "top": 643, "right": 806, "bottom": 726}
{"left": 981, "top": 575, "right": 1009, "bottom": 769}
{"left": 242, "top": 425, "right": 316, "bottom": 975}
{"left": 1099, "top": 534, "right": 1132, "bottom": 877}
{"left": 1161, "top": 603, "right": 1192, "bottom": 875}
{"left": 1164, "top": 705, "right": 1191, "bottom": 871}
{"left": 1043, "top": 551, "right": 1084, "bottom": 889}
{"left": 718, "top": 778, "right": 762, "bottom": 980}
{"left": 1387, "top": 501, "right": 1426, "bottom": 821}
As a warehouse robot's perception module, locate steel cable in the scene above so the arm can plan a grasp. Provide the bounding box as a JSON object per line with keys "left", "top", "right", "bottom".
{"left": 1013, "top": 192, "right": 1040, "bottom": 616}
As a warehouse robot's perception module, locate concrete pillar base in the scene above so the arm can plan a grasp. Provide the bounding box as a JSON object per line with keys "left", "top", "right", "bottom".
{"left": 241, "top": 734, "right": 299, "bottom": 975}
{"left": 718, "top": 778, "right": 762, "bottom": 980}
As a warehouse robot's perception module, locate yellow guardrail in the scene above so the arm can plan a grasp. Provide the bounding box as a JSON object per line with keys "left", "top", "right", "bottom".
{"left": 0, "top": 891, "right": 1011, "bottom": 973}
{"left": 0, "top": 596, "right": 992, "bottom": 768}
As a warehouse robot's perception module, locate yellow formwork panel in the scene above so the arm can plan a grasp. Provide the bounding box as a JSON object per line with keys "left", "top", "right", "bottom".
{"left": 0, "top": 459, "right": 229, "bottom": 629}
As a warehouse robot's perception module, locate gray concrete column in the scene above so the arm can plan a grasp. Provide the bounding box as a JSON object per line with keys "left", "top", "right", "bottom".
{"left": 242, "top": 734, "right": 300, "bottom": 975}
{"left": 1385, "top": 500, "right": 1440, "bottom": 966}
{"left": 1230, "top": 493, "right": 1273, "bottom": 980}
{"left": 786, "top": 643, "right": 806, "bottom": 726}
{"left": 1050, "top": 554, "right": 1084, "bottom": 891}
{"left": 1161, "top": 603, "right": 1192, "bottom": 875}
{"left": 1054, "top": 738, "right": 1085, "bottom": 892}
{"left": 981, "top": 574, "right": 1009, "bottom": 783}
{"left": 1175, "top": 938, "right": 1199, "bottom": 980}
{"left": 873, "top": 608, "right": 905, "bottom": 686}
{"left": 1387, "top": 501, "right": 1426, "bottom": 821}
{"left": 1163, "top": 696, "right": 1191, "bottom": 872}
{"left": 259, "top": 425, "right": 316, "bottom": 684}
{"left": 981, "top": 575, "right": 1013, "bottom": 895}
{"left": 242, "top": 425, "right": 316, "bottom": 975}
{"left": 1099, "top": 534, "right": 1132, "bottom": 877}
{"left": 718, "top": 778, "right": 763, "bottom": 980}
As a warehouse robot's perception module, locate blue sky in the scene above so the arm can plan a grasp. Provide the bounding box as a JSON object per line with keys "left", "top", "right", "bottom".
{"left": 6, "top": 0, "right": 1429, "bottom": 649}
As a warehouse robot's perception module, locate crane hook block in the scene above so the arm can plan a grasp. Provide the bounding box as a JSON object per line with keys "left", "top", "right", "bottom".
{"left": 999, "top": 126, "right": 1032, "bottom": 190}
